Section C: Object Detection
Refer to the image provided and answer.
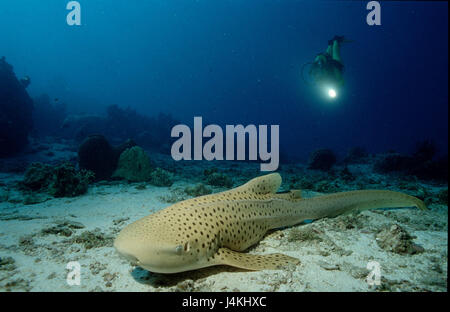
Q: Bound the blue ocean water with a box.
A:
[1,0,447,161]
[0,1,448,293]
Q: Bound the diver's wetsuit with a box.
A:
[309,37,345,87]
[309,53,344,86]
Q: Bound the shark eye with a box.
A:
[175,242,190,255]
[175,245,183,255]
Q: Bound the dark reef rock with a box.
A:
[374,144,448,182]
[105,105,179,153]
[21,162,94,197]
[408,155,448,182]
[437,188,448,205]
[307,149,337,171]
[343,146,369,164]
[412,139,437,162]
[78,135,136,181]
[61,114,107,142]
[78,135,114,181]
[374,153,414,173]
[0,57,34,157]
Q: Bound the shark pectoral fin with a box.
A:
[212,247,300,271]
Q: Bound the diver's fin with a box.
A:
[329,35,352,45]
[211,248,300,271]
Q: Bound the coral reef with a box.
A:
[71,229,113,249]
[287,226,323,243]
[376,224,425,255]
[48,162,94,197]
[184,183,212,197]
[59,105,178,154]
[438,188,448,205]
[61,114,107,142]
[149,168,174,187]
[0,57,34,157]
[374,153,414,173]
[204,171,234,188]
[374,147,448,182]
[0,187,8,202]
[307,149,337,171]
[21,162,94,197]
[0,257,16,272]
[22,162,53,191]
[105,105,178,153]
[343,146,369,164]
[113,146,153,182]
[78,135,136,181]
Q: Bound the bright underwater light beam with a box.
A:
[328,88,337,98]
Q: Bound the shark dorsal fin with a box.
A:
[240,173,282,195]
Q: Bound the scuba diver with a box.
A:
[304,35,349,98]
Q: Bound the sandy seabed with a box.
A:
[0,156,447,292]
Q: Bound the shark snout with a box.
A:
[113,233,143,266]
[115,247,139,265]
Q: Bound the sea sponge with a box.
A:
[205,172,234,188]
[149,168,174,187]
[22,163,53,191]
[184,183,212,197]
[48,162,94,197]
[78,135,116,181]
[308,149,337,171]
[21,162,94,198]
[112,146,153,182]
[0,57,34,157]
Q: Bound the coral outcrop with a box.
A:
[149,168,174,187]
[307,149,337,171]
[112,146,153,182]
[204,171,234,188]
[21,162,94,197]
[374,140,448,182]
[343,146,369,164]
[376,224,424,255]
[78,135,136,181]
[0,57,34,157]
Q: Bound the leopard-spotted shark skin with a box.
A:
[114,173,426,274]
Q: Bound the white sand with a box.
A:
[0,170,447,292]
